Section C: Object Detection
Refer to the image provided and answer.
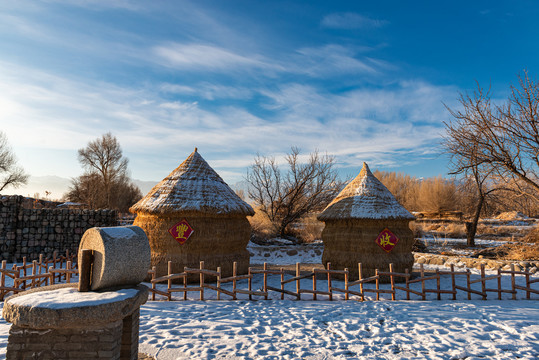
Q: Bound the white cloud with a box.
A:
[153,43,275,72]
[321,12,389,29]
[0,57,455,184]
[160,83,253,101]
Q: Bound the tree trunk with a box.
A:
[466,195,484,247]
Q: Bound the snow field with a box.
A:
[138,300,539,359]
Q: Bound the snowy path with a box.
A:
[139,300,539,359]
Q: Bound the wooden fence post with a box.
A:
[511,264,516,300]
[296,263,301,300]
[199,261,204,301]
[280,267,285,300]
[263,262,268,300]
[451,264,456,301]
[217,267,222,301]
[405,268,410,301]
[344,268,349,301]
[389,263,395,301]
[232,262,237,300]
[151,266,156,301]
[327,262,332,301]
[358,263,364,301]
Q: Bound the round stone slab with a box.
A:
[79,226,151,291]
[2,283,148,329]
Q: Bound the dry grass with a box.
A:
[248,209,277,241]
[289,215,324,243]
[411,222,466,238]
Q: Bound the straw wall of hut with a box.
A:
[318,163,415,282]
[130,149,254,281]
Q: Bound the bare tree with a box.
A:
[0,132,29,192]
[67,133,142,211]
[77,133,129,208]
[246,147,343,240]
[445,72,539,200]
[441,73,539,245]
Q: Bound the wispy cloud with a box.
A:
[321,12,389,29]
[153,43,277,72]
[160,83,253,101]
[0,59,454,182]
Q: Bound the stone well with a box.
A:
[2,225,151,360]
[3,283,148,360]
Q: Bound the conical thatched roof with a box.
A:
[130,149,254,216]
[318,162,414,221]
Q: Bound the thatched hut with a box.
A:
[130,149,254,280]
[317,162,415,281]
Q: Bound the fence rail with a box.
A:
[0,250,77,300]
[149,261,538,302]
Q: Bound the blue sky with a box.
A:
[1,0,538,192]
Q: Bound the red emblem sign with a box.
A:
[168,219,194,245]
[375,228,399,253]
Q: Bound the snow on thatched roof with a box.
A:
[318,162,415,221]
[130,149,254,216]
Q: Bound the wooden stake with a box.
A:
[436,269,441,300]
[497,268,502,300]
[233,262,237,300]
[247,267,251,301]
[405,268,410,301]
[66,261,72,283]
[313,267,318,301]
[263,263,268,300]
[420,264,425,300]
[327,262,332,301]
[296,263,301,300]
[359,263,364,302]
[526,269,531,300]
[466,269,471,300]
[511,264,516,300]
[151,266,156,301]
[389,264,395,301]
[199,261,204,301]
[344,268,349,301]
[280,267,284,300]
[375,269,380,301]
[217,267,222,301]
[451,264,456,301]
[480,264,486,300]
[183,266,187,301]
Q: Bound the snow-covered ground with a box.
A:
[0,244,538,359]
[138,300,539,360]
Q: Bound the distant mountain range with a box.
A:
[1,175,158,201]
[1,175,249,202]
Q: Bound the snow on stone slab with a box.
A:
[6,287,139,309]
[101,226,138,240]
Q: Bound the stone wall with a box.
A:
[6,321,123,360]
[0,195,117,262]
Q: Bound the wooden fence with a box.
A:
[149,261,539,301]
[0,254,537,302]
[0,250,78,300]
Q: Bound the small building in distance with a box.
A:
[317,162,415,281]
[130,149,254,280]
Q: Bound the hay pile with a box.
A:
[130,149,254,280]
[318,163,415,281]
